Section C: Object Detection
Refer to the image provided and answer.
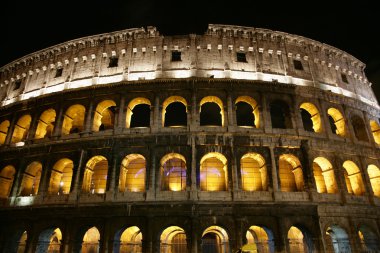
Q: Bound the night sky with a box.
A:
[1,0,379,100]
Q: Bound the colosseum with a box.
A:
[0,24,379,253]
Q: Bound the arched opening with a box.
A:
[300,103,322,133]
[35,228,62,253]
[160,153,187,191]
[126,98,151,128]
[160,226,187,253]
[47,158,73,195]
[11,115,32,143]
[0,165,16,198]
[279,154,304,192]
[367,164,380,197]
[287,226,308,253]
[82,156,108,194]
[327,108,346,137]
[235,96,260,128]
[240,153,268,191]
[200,96,224,126]
[0,120,10,144]
[35,109,56,139]
[117,226,142,253]
[62,104,86,135]
[119,154,146,192]
[246,225,274,253]
[313,157,338,194]
[370,120,380,144]
[358,225,380,252]
[325,225,351,253]
[19,161,42,196]
[269,100,292,129]
[162,96,187,127]
[17,231,28,253]
[351,115,369,142]
[82,227,100,253]
[93,100,116,132]
[201,226,229,253]
[200,152,228,191]
[343,161,365,196]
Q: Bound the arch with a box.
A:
[327,108,346,137]
[19,161,42,196]
[279,154,304,192]
[62,104,86,135]
[200,152,228,191]
[17,231,28,253]
[235,96,260,128]
[0,120,10,144]
[160,226,187,253]
[82,156,108,194]
[117,226,142,253]
[300,102,322,133]
[201,226,229,253]
[35,228,62,253]
[370,120,380,144]
[82,227,100,253]
[351,114,369,142]
[162,96,188,127]
[160,153,187,191]
[325,225,351,253]
[200,96,224,126]
[240,153,268,191]
[358,224,380,252]
[367,164,380,197]
[35,109,56,139]
[119,154,146,192]
[313,157,338,194]
[246,225,274,253]
[287,226,307,253]
[126,97,151,128]
[269,100,292,129]
[47,158,74,195]
[343,160,365,196]
[93,100,117,132]
[0,165,16,198]
[11,115,32,143]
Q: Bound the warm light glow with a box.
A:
[327,108,346,137]
[93,100,116,131]
[235,96,260,128]
[48,158,73,195]
[313,157,338,194]
[246,226,270,253]
[0,165,16,198]
[119,154,146,192]
[370,120,380,144]
[368,164,380,197]
[200,96,224,126]
[300,102,322,133]
[11,115,31,143]
[160,226,187,253]
[343,160,365,196]
[83,156,108,194]
[288,226,305,253]
[279,154,304,192]
[120,226,142,253]
[0,120,10,145]
[82,227,100,253]
[17,231,27,253]
[19,161,42,196]
[47,228,62,253]
[200,152,227,191]
[62,104,86,135]
[240,153,267,191]
[35,109,56,139]
[160,153,187,191]
[126,97,151,128]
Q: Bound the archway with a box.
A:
[367,164,380,197]
[17,231,28,253]
[327,108,346,137]
[11,115,32,143]
[300,103,322,133]
[270,100,292,129]
[126,97,151,128]
[0,165,16,198]
[200,96,224,126]
[160,153,187,191]
[35,109,56,139]
[162,96,187,127]
[160,226,187,253]
[235,96,260,128]
[246,225,274,253]
[351,115,369,142]
[19,161,42,196]
[370,120,380,144]
[325,225,351,253]
[313,157,338,194]
[82,156,108,194]
[119,154,146,192]
[201,226,229,253]
[343,161,365,196]
[62,104,86,135]
[200,152,228,191]
[92,100,116,131]
[279,154,304,192]
[240,153,268,191]
[35,228,62,253]
[81,227,100,253]
[47,158,73,195]
[358,225,380,252]
[115,226,142,253]
[0,120,10,144]
[287,226,308,253]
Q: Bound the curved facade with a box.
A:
[0,24,379,253]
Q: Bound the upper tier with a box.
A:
[0,24,378,108]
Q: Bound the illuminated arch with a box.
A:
[279,154,304,192]
[17,231,28,253]
[82,227,100,253]
[19,161,42,196]
[0,165,16,198]
[235,96,260,128]
[326,225,351,253]
[35,109,56,139]
[200,152,228,191]
[160,226,187,253]
[201,226,229,253]
[370,120,380,144]
[327,108,346,137]
[47,158,73,195]
[246,225,274,253]
[62,104,86,135]
[240,153,268,191]
[343,161,365,196]
[118,226,142,253]
[126,97,151,128]
[35,228,62,253]
[358,225,380,252]
[93,100,116,132]
[313,157,338,194]
[119,154,146,192]
[82,156,108,194]
[300,102,322,133]
[0,120,10,144]
[200,96,224,126]
[11,115,32,143]
[162,96,188,127]
[287,226,307,253]
[160,153,187,191]
[367,164,380,197]
[351,114,369,142]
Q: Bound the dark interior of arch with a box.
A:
[328,115,338,134]
[200,102,222,126]
[236,101,255,127]
[300,108,314,132]
[130,104,150,128]
[351,115,369,142]
[201,233,221,253]
[270,100,292,129]
[100,106,116,131]
[164,102,187,127]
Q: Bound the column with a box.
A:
[106,155,119,201]
[83,100,94,134]
[269,145,279,193]
[69,149,87,201]
[226,92,235,129]
[25,110,40,142]
[4,115,17,145]
[115,95,125,133]
[52,105,64,138]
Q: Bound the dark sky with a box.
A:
[1,0,379,100]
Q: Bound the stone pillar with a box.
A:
[189,89,198,131]
[69,149,87,201]
[151,94,160,132]
[190,136,198,199]
[115,95,125,133]
[83,100,94,134]
[106,155,119,201]
[357,155,374,204]
[191,217,199,253]
[226,92,235,129]
[269,146,279,193]
[146,146,156,200]
[25,110,40,142]
[36,159,52,200]
[4,115,17,145]
[234,218,244,250]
